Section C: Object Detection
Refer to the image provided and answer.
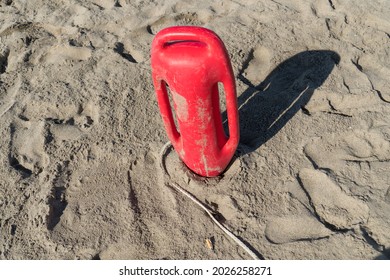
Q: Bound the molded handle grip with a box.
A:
[154,81,181,149]
[222,74,240,155]
[152,26,225,55]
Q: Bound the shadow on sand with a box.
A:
[375,248,390,260]
[223,50,340,154]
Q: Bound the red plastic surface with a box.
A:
[151,26,239,177]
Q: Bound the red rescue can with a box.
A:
[151,26,239,177]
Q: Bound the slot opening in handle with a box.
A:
[218,82,229,137]
[163,40,207,48]
[161,80,181,136]
[219,77,239,154]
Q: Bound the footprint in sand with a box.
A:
[305,127,390,166]
[47,101,99,141]
[265,214,332,244]
[10,119,49,176]
[49,153,136,255]
[304,126,390,192]
[241,45,272,86]
[41,45,92,64]
[304,126,390,248]
[298,168,369,230]
[303,59,383,116]
[357,54,390,102]
[73,102,99,131]
[97,151,186,259]
[49,123,85,142]
[303,88,381,115]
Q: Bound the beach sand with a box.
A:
[0,0,389,259]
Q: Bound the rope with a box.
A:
[159,141,261,260]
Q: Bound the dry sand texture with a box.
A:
[0,0,389,259]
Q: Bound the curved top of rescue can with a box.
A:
[152,26,229,59]
[151,26,234,85]
[152,26,228,54]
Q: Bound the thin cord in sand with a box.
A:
[159,141,261,260]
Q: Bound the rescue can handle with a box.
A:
[221,72,240,157]
[154,80,182,150]
[152,26,224,53]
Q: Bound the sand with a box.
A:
[0,0,389,260]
